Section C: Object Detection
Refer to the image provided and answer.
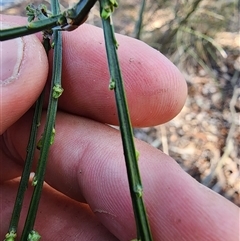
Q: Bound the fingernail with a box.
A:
[0,24,24,86]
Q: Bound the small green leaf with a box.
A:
[36,136,43,150]
[38,4,48,16]
[4,231,17,241]
[37,128,55,150]
[134,184,143,198]
[50,128,56,145]
[109,78,116,90]
[27,16,35,22]
[52,84,64,98]
[114,37,119,49]
[26,4,36,22]
[26,4,35,14]
[100,0,118,19]
[101,8,111,19]
[64,8,77,20]
[32,175,38,186]
[109,0,118,7]
[27,230,41,241]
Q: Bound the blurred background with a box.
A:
[2,0,239,206]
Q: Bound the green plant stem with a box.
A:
[4,15,53,241]
[20,31,62,241]
[100,1,153,240]
[20,1,63,239]
[134,0,146,39]
[0,15,61,41]
[4,90,45,240]
[0,0,97,41]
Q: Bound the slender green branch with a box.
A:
[99,1,153,240]
[134,0,146,39]
[0,0,97,41]
[20,29,63,240]
[4,8,54,241]
[4,90,45,241]
[0,15,61,41]
[20,0,63,239]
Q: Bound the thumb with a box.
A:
[0,21,48,134]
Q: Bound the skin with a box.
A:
[0,15,239,241]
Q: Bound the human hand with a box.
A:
[0,15,239,241]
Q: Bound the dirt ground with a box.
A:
[2,0,240,206]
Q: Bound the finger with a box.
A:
[2,15,187,127]
[58,24,187,126]
[5,111,239,241]
[0,20,48,134]
[0,180,118,240]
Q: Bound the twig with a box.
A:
[160,0,203,47]
[100,0,153,240]
[20,0,63,239]
[0,0,97,41]
[160,125,169,155]
[134,0,146,39]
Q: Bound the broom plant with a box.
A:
[1,0,153,240]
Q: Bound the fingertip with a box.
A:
[117,38,188,125]
[59,24,187,126]
[0,19,48,134]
